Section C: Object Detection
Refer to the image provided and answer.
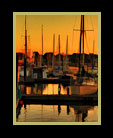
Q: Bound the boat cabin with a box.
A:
[32,66,48,79]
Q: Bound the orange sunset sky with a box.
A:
[16,15,98,55]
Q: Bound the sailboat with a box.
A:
[63,35,73,75]
[59,35,74,80]
[88,40,98,78]
[71,15,98,95]
[48,34,63,77]
[19,15,32,81]
[32,24,48,79]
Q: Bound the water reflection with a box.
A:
[17,65,98,122]
[70,106,94,122]
[58,104,61,115]
[16,104,98,122]
[20,84,72,95]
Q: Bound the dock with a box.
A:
[19,78,73,85]
[22,93,98,105]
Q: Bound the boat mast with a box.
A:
[24,15,27,81]
[58,34,61,66]
[25,15,27,59]
[79,15,82,73]
[92,40,95,69]
[65,35,68,68]
[82,15,85,67]
[73,15,94,73]
[52,34,55,69]
[40,24,43,66]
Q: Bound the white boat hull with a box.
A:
[71,84,98,95]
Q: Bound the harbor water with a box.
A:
[17,104,98,122]
[17,83,98,122]
[16,66,98,122]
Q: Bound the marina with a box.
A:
[16,14,99,123]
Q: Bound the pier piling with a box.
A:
[67,87,69,95]
[58,84,61,95]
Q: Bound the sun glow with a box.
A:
[16,15,98,55]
